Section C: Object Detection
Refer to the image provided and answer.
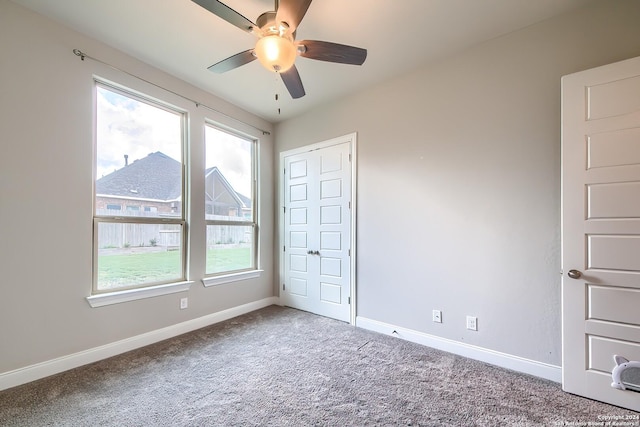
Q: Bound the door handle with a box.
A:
[568,269,582,279]
[307,250,320,256]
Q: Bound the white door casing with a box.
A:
[279,134,356,323]
[562,56,640,411]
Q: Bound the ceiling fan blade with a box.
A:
[297,40,367,65]
[275,0,313,34]
[280,65,306,99]
[208,49,256,73]
[191,0,256,34]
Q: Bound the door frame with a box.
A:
[278,132,358,324]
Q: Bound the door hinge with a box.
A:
[349,154,352,162]
[284,167,286,174]
[283,245,286,252]
[348,296,351,304]
[283,283,286,291]
[348,249,351,256]
[348,201,351,209]
[283,206,286,213]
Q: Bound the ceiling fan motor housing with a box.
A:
[256,11,276,32]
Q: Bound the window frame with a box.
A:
[204,122,259,279]
[91,80,188,295]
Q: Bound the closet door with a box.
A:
[282,140,352,322]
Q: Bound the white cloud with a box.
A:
[205,126,252,197]
[96,87,182,178]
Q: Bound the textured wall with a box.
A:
[275,0,640,365]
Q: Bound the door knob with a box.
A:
[568,269,582,279]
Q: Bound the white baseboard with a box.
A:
[0,297,279,391]
[356,316,562,383]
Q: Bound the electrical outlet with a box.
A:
[466,316,477,331]
[180,297,188,310]
[432,310,442,323]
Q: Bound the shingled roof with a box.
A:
[205,166,251,208]
[96,152,182,201]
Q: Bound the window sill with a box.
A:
[202,270,263,287]
[86,281,194,308]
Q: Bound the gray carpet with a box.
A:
[0,306,636,426]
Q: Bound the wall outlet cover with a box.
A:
[466,316,477,331]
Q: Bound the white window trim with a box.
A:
[202,270,263,287]
[86,281,194,308]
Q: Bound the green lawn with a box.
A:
[98,250,181,290]
[97,246,252,290]
[206,246,252,275]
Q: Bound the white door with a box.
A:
[281,138,353,322]
[562,55,640,411]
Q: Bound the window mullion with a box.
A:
[95,217,184,225]
[206,220,255,227]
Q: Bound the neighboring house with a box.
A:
[96,151,248,218]
[96,151,181,215]
[205,166,251,219]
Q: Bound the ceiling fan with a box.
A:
[191,0,367,99]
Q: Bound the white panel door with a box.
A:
[282,141,352,322]
[562,55,640,411]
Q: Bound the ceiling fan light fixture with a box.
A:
[255,35,296,72]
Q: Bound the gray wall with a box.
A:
[275,0,640,366]
[0,1,274,374]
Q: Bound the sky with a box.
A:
[96,86,253,197]
[205,125,252,198]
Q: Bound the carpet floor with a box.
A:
[0,306,637,426]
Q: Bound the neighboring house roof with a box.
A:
[236,192,251,209]
[205,166,250,208]
[96,152,249,207]
[96,151,182,201]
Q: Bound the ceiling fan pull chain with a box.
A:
[274,72,281,115]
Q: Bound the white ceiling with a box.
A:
[12,0,591,122]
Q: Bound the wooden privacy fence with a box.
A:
[205,224,253,247]
[205,213,253,247]
[97,210,251,248]
[97,222,181,249]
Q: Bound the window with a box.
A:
[205,124,257,276]
[93,82,186,294]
